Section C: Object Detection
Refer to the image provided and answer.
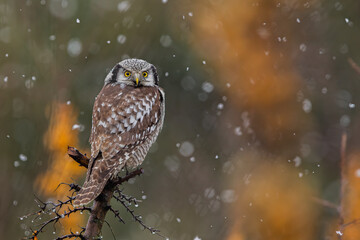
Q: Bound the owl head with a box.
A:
[104,58,159,87]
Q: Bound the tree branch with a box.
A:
[67,146,90,168]
[67,147,145,239]
[24,147,155,240]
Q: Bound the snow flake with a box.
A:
[117,1,131,12]
[217,103,224,110]
[299,43,307,52]
[293,156,302,167]
[179,141,194,157]
[221,190,236,203]
[67,38,82,57]
[117,34,127,44]
[72,124,85,132]
[302,99,312,113]
[19,154,28,161]
[234,127,242,136]
[202,82,214,93]
[160,35,172,47]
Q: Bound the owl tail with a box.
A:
[73,157,114,207]
[73,176,110,207]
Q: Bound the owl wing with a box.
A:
[90,83,163,161]
[73,83,163,207]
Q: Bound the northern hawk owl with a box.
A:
[73,59,165,207]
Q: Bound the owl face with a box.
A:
[105,58,159,87]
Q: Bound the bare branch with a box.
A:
[109,207,125,224]
[67,146,90,168]
[348,58,360,76]
[311,197,340,213]
[338,132,347,239]
[113,189,164,238]
[55,229,86,240]
[30,206,91,239]
[104,220,117,240]
[24,147,160,240]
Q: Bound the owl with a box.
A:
[73,59,165,207]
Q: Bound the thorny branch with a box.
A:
[22,146,161,240]
[113,188,163,237]
[55,230,86,240]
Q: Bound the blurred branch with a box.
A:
[338,132,347,240]
[311,197,340,213]
[348,58,360,75]
[312,133,352,239]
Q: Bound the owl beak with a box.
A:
[134,73,140,86]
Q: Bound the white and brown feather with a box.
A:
[73,64,164,207]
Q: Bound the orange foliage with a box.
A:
[226,153,318,240]
[342,152,360,240]
[34,102,86,232]
[190,0,312,150]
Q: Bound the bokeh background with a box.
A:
[1,0,360,239]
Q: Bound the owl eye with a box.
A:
[124,71,131,77]
[142,72,148,78]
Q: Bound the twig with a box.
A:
[113,189,164,238]
[56,182,81,192]
[338,132,347,240]
[116,189,142,205]
[104,220,117,240]
[30,207,91,239]
[109,207,125,224]
[348,58,360,75]
[110,168,144,187]
[67,146,90,168]
[55,229,86,240]
[341,218,360,228]
[311,197,340,213]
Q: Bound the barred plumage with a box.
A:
[73,59,165,207]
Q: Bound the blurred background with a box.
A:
[1,0,360,239]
